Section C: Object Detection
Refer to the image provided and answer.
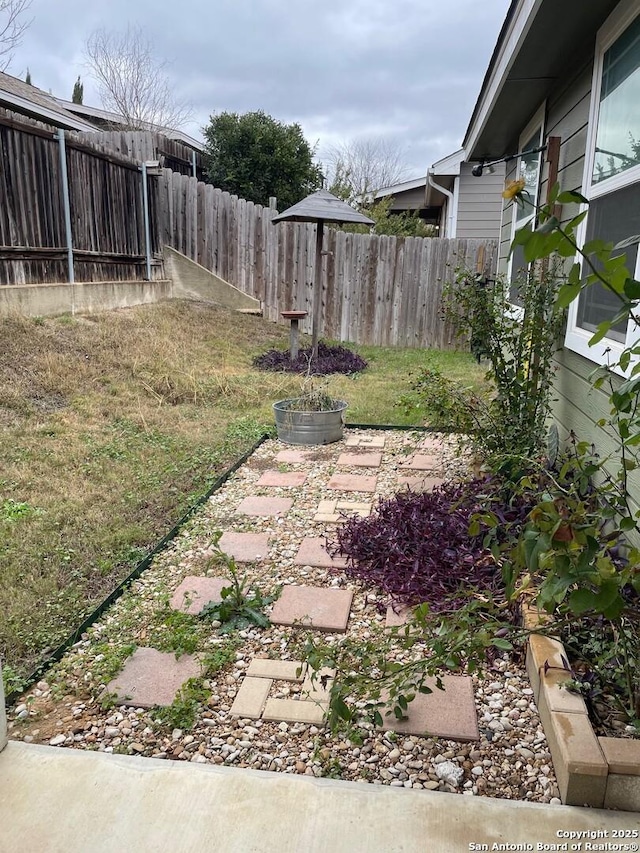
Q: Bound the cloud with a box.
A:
[16,0,509,172]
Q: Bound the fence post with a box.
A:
[141,163,152,281]
[0,661,7,752]
[57,128,75,297]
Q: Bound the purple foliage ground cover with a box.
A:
[334,479,527,612]
[253,342,367,376]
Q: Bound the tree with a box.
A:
[323,137,409,204]
[0,0,32,72]
[84,26,191,130]
[24,66,30,84]
[340,196,436,238]
[71,75,83,104]
[203,111,323,210]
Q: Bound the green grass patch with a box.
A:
[0,300,487,688]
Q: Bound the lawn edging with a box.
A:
[523,606,640,810]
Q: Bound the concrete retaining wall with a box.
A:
[0,280,173,317]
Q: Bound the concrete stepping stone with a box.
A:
[345,435,385,448]
[314,500,371,523]
[418,436,445,451]
[385,604,414,628]
[246,659,307,681]
[257,471,308,487]
[275,450,311,463]
[218,532,270,562]
[300,667,336,703]
[170,576,228,615]
[270,585,353,632]
[262,698,326,725]
[400,454,442,471]
[397,475,445,492]
[379,675,479,741]
[236,496,293,517]
[230,677,272,718]
[326,473,377,493]
[106,648,202,708]
[337,452,382,468]
[294,537,348,569]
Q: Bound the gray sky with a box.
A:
[13,0,510,178]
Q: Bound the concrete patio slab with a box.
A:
[257,471,308,487]
[270,585,353,632]
[236,496,293,517]
[380,675,479,741]
[345,435,386,448]
[313,500,371,523]
[326,473,377,493]
[336,452,382,468]
[170,576,228,615]
[3,742,639,853]
[218,532,270,562]
[106,648,202,709]
[293,537,348,569]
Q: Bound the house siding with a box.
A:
[386,186,426,212]
[456,163,505,240]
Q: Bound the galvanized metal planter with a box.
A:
[273,399,348,445]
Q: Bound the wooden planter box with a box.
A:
[523,606,640,810]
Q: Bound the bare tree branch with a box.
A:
[0,0,32,72]
[85,26,192,131]
[323,137,410,203]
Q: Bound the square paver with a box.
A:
[345,435,386,448]
[170,576,228,615]
[400,454,441,471]
[397,476,444,492]
[385,604,414,628]
[379,675,479,741]
[236,496,293,517]
[257,471,308,487]
[313,500,371,523]
[336,452,382,468]
[326,473,377,493]
[419,436,445,451]
[262,698,326,725]
[218,532,270,562]
[106,648,202,708]
[270,585,354,632]
[275,450,311,463]
[300,667,336,703]
[230,676,272,718]
[294,537,348,569]
[246,659,307,681]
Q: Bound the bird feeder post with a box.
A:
[281,310,308,362]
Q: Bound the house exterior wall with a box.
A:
[456,162,506,240]
[386,186,426,212]
[494,57,640,508]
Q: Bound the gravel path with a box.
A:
[8,430,560,803]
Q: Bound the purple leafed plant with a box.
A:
[253,342,367,376]
[333,479,522,612]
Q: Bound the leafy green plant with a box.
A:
[200,535,275,632]
[152,678,210,731]
[1,499,39,522]
[396,364,486,433]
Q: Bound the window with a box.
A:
[508,108,544,306]
[565,2,640,367]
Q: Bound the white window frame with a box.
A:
[507,103,546,307]
[564,0,640,370]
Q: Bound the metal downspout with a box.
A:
[427,170,455,238]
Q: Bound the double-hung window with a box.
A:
[508,106,545,306]
[565,1,640,367]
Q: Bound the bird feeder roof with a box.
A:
[271,189,375,225]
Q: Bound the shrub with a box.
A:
[253,341,367,376]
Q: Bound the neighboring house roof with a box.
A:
[372,176,428,199]
[463,0,620,161]
[55,99,205,151]
[0,71,97,132]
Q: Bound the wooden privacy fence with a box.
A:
[0,111,164,286]
[159,170,498,349]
